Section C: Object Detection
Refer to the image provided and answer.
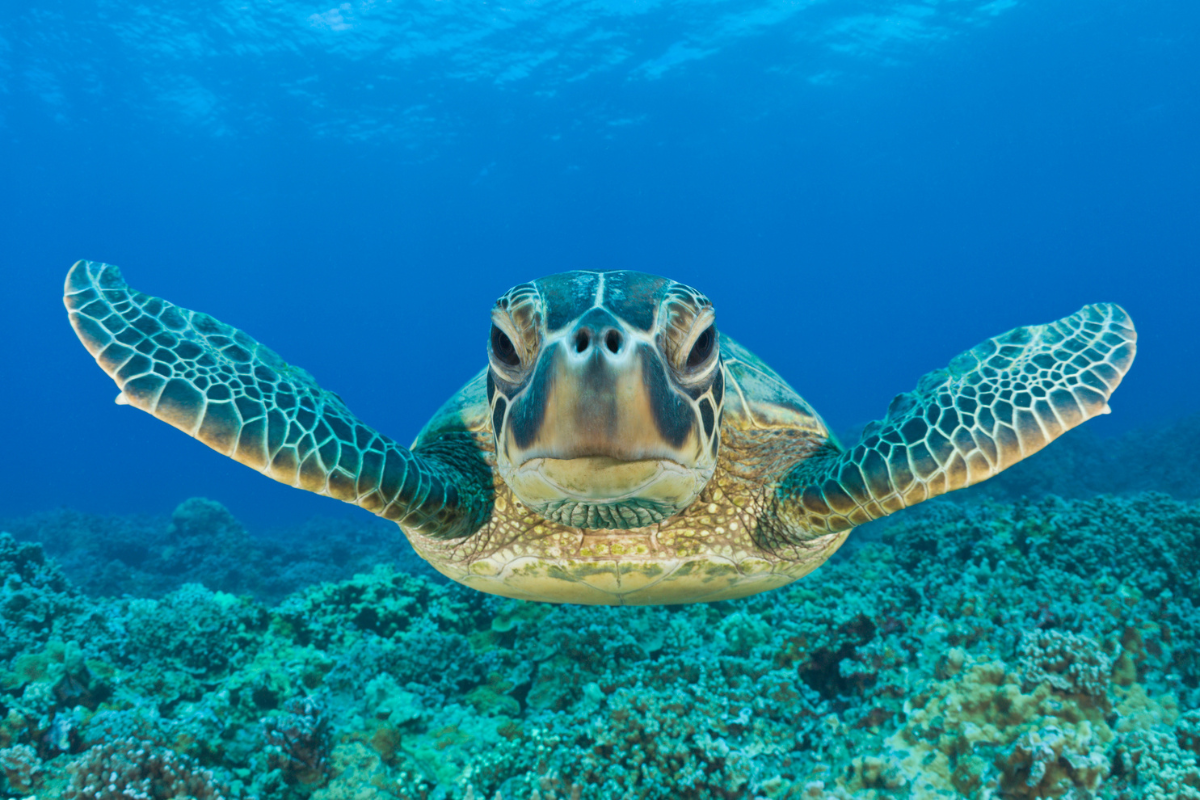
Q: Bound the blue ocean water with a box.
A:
[2,0,1195,530]
[2,4,1200,797]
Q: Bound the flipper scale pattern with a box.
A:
[770,303,1136,545]
[64,260,489,539]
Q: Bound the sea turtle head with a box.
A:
[486,271,724,529]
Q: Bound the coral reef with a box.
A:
[0,745,42,794]
[0,534,86,663]
[885,654,1112,796]
[62,737,231,799]
[2,485,1199,798]
[1,499,437,605]
[1018,630,1113,699]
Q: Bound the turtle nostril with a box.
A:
[604,329,622,354]
[575,331,591,353]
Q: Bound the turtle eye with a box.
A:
[686,325,715,368]
[491,325,521,368]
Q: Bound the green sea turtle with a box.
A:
[64,262,1136,605]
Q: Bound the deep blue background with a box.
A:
[2,0,1196,531]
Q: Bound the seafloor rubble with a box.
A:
[2,417,1200,799]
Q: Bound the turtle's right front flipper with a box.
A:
[64,260,490,539]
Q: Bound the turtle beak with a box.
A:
[504,307,703,467]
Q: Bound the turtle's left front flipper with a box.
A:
[64,260,491,539]
[772,303,1136,542]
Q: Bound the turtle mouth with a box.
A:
[506,456,704,529]
[514,456,694,502]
